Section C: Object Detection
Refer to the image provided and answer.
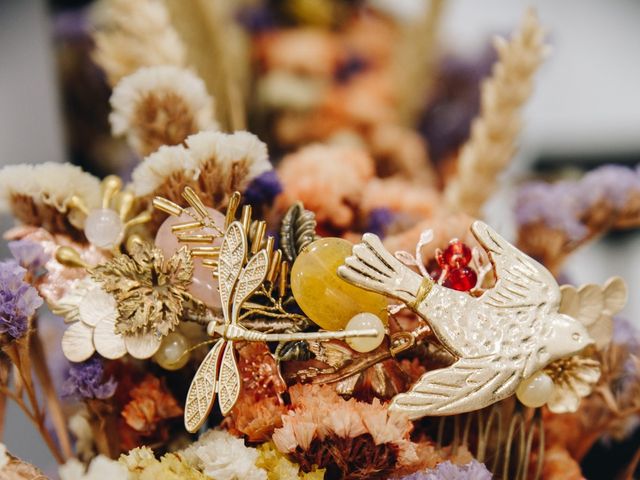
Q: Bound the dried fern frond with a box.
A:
[91,0,186,86]
[444,8,550,216]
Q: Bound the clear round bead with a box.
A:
[84,208,124,248]
[153,332,190,371]
[516,370,554,408]
[345,312,385,353]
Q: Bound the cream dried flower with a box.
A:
[58,277,161,361]
[110,65,218,157]
[92,0,186,86]
[59,455,128,480]
[185,130,271,202]
[544,355,601,414]
[445,8,549,216]
[0,163,101,235]
[180,430,267,480]
[130,130,271,228]
[68,409,96,462]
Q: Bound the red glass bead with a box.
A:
[441,240,473,268]
[443,266,477,291]
[426,258,442,282]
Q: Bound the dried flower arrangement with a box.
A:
[1,2,639,480]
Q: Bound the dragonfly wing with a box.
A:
[218,221,247,323]
[231,249,269,323]
[218,341,242,416]
[184,339,224,433]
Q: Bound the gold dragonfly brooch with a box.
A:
[184,220,380,433]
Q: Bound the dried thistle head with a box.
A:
[90,242,193,336]
[0,163,101,237]
[110,65,218,157]
[91,0,186,86]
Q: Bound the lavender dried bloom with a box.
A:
[397,461,492,480]
[514,165,640,241]
[62,357,117,400]
[243,170,282,207]
[8,239,49,272]
[366,208,395,238]
[0,260,43,340]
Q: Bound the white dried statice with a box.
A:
[180,430,266,480]
[0,163,101,233]
[110,65,218,157]
[59,455,129,480]
[92,0,186,86]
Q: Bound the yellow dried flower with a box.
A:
[91,243,193,336]
[256,442,325,480]
[120,448,207,480]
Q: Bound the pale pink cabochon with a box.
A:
[155,207,225,309]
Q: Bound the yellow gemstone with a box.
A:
[290,238,388,331]
[516,370,554,408]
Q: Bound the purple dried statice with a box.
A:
[366,208,395,238]
[514,181,586,241]
[8,239,49,272]
[515,165,640,241]
[62,357,117,400]
[243,170,282,207]
[0,260,43,340]
[397,460,492,480]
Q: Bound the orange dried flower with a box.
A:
[273,384,418,478]
[541,446,585,480]
[276,145,375,230]
[121,374,182,434]
[226,396,286,443]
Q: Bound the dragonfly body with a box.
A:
[184,220,383,433]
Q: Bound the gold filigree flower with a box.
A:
[91,243,193,337]
[544,355,601,414]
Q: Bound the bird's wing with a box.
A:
[337,233,423,305]
[471,221,561,312]
[389,357,520,419]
